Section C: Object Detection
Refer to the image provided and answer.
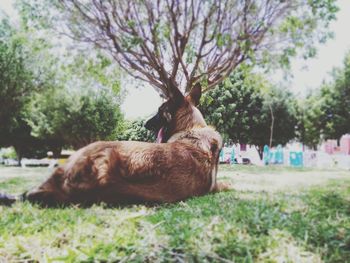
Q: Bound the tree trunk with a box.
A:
[256,146,263,160]
[269,104,274,148]
[52,147,62,159]
[13,146,22,167]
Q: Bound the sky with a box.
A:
[279,0,350,96]
[1,0,350,119]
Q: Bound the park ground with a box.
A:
[0,165,349,262]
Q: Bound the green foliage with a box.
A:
[58,52,121,96]
[26,88,123,150]
[201,67,297,151]
[117,119,155,142]
[320,53,350,139]
[0,20,33,140]
[0,147,17,160]
[0,15,48,160]
[263,87,298,146]
[15,0,122,96]
[0,9,124,157]
[297,96,323,149]
[298,51,350,146]
[201,68,264,143]
[266,0,339,70]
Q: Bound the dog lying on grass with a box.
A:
[0,84,228,207]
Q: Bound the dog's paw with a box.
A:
[213,181,233,192]
[0,193,17,206]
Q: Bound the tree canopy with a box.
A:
[0,15,39,155]
[0,39,32,140]
[201,66,297,155]
[296,51,350,148]
[0,13,124,160]
[26,88,123,152]
[36,0,339,96]
[117,119,155,142]
[321,53,350,139]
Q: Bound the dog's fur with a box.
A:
[1,85,225,207]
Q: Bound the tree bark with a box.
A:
[13,146,22,167]
[256,145,263,160]
[269,104,274,148]
[52,147,62,159]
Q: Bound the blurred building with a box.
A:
[340,134,350,155]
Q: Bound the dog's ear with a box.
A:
[168,86,184,106]
[187,83,202,106]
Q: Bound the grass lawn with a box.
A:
[0,165,349,262]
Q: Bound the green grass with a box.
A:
[0,165,349,262]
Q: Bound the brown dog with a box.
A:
[1,85,225,206]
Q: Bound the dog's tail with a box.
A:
[0,192,24,206]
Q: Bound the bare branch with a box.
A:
[59,0,297,95]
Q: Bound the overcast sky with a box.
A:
[280,0,350,95]
[1,0,350,119]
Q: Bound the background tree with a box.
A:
[297,51,350,148]
[117,119,155,142]
[296,94,324,149]
[0,19,32,136]
[262,86,298,149]
[26,88,123,153]
[320,53,350,139]
[0,12,124,161]
[201,67,265,143]
[0,15,46,163]
[33,0,338,96]
[201,66,297,158]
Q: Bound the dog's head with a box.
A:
[145,84,205,143]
